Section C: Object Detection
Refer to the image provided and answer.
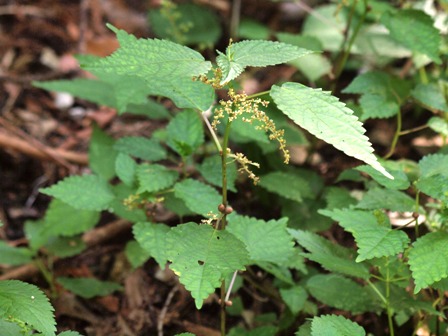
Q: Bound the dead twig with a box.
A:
[157,285,179,336]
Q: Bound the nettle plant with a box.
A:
[2,1,448,335]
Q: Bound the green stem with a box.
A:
[34,257,56,297]
[414,191,420,238]
[247,90,270,99]
[419,66,429,84]
[384,109,402,159]
[385,263,395,336]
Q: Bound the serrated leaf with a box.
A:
[0,280,56,336]
[0,241,34,266]
[227,215,294,264]
[416,174,448,202]
[279,286,307,314]
[198,155,238,192]
[174,179,221,216]
[163,193,195,217]
[125,240,151,269]
[57,277,122,299]
[271,82,393,179]
[40,175,114,211]
[217,40,312,84]
[356,188,416,212]
[115,153,137,186]
[408,231,448,293]
[356,164,410,190]
[307,274,379,314]
[418,153,448,178]
[311,314,365,336]
[113,136,166,161]
[412,83,448,113]
[89,124,117,180]
[289,229,370,279]
[165,223,249,308]
[43,199,100,236]
[320,209,410,262]
[166,109,204,157]
[85,24,212,83]
[0,320,23,336]
[132,222,170,267]
[258,171,311,202]
[324,187,357,210]
[108,184,147,222]
[136,163,179,194]
[428,116,448,136]
[382,9,441,63]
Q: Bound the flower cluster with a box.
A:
[228,151,261,184]
[195,67,223,89]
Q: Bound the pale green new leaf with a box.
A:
[57,277,122,299]
[356,188,416,212]
[89,124,117,180]
[136,163,179,194]
[258,171,312,202]
[311,314,365,336]
[307,274,379,314]
[0,241,34,266]
[166,109,204,157]
[198,155,238,192]
[165,223,249,308]
[226,215,294,264]
[271,82,393,179]
[408,232,448,293]
[40,175,114,211]
[133,222,170,267]
[113,136,166,161]
[0,280,56,336]
[85,24,212,82]
[382,9,441,63]
[289,229,369,279]
[320,209,409,262]
[279,286,307,314]
[217,40,313,84]
[174,179,221,216]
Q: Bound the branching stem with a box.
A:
[384,109,402,159]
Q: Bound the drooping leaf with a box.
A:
[89,124,117,180]
[408,232,448,293]
[0,241,34,266]
[165,223,249,308]
[311,314,366,336]
[381,9,441,63]
[40,175,114,211]
[0,280,56,336]
[125,240,152,269]
[307,274,379,314]
[57,277,122,299]
[289,229,370,279]
[271,82,393,179]
[132,222,170,267]
[279,286,308,315]
[113,136,167,161]
[84,24,212,83]
[356,188,416,212]
[43,199,100,236]
[320,209,410,262]
[166,109,204,157]
[198,155,238,192]
[217,40,313,84]
[174,179,221,216]
[227,215,294,264]
[136,163,179,194]
[356,163,410,190]
[115,153,137,187]
[258,171,311,202]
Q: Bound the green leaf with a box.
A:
[227,215,294,264]
[320,209,410,262]
[198,155,238,192]
[324,187,357,210]
[416,175,448,202]
[113,136,167,161]
[258,171,311,202]
[0,241,33,266]
[46,236,86,258]
[311,314,365,336]
[132,222,170,267]
[356,188,416,212]
[428,116,448,136]
[174,179,221,216]
[238,18,270,40]
[43,199,99,236]
[115,153,137,186]
[108,184,147,222]
[0,280,56,336]
[57,277,122,299]
[227,326,278,336]
[165,223,249,308]
[271,82,393,179]
[217,40,312,84]
[411,83,448,113]
[289,229,370,279]
[40,175,114,211]
[382,9,441,63]
[89,124,117,180]
[166,109,204,157]
[307,274,379,314]
[418,153,448,178]
[126,98,170,119]
[279,286,307,315]
[125,240,151,269]
[136,163,179,194]
[356,163,410,190]
[85,24,212,83]
[58,332,84,336]
[408,232,448,293]
[0,320,23,336]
